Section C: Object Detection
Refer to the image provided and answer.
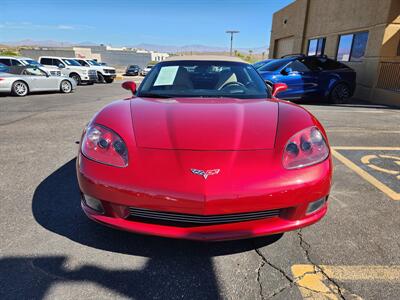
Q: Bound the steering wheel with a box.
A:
[220,81,246,91]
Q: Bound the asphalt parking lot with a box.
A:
[1,80,399,300]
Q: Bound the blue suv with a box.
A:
[254,55,356,103]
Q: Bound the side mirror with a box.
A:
[282,67,293,75]
[272,83,288,98]
[122,81,137,95]
[58,64,65,68]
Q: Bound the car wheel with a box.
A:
[97,72,105,83]
[330,83,351,104]
[11,81,29,97]
[60,80,72,93]
[70,74,81,85]
[105,77,114,83]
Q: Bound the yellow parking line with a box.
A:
[331,149,400,200]
[292,264,400,299]
[332,146,400,150]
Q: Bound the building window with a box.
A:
[336,31,369,62]
[307,38,325,56]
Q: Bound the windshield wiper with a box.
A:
[139,93,173,98]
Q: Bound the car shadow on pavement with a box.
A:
[22,158,282,299]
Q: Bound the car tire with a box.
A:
[105,77,114,83]
[329,83,351,104]
[60,80,73,94]
[11,81,29,97]
[70,74,81,85]
[97,72,105,83]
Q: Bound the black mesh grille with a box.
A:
[128,207,280,226]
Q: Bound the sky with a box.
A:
[0,0,294,48]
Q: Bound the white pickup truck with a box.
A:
[39,56,97,85]
[0,56,60,76]
[73,58,116,83]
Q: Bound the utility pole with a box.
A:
[226,30,239,56]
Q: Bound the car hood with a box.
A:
[130,97,278,150]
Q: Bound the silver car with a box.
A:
[0,66,76,97]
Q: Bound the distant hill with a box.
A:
[1,39,268,54]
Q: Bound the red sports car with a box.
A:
[77,56,332,241]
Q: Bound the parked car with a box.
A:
[255,55,356,103]
[0,56,60,76]
[0,65,76,96]
[39,56,97,85]
[77,56,332,241]
[73,58,116,83]
[140,64,153,76]
[125,65,141,76]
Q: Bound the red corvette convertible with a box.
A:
[77,56,332,241]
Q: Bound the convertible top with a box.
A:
[165,55,247,63]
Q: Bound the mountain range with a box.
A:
[1,39,268,54]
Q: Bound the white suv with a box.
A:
[0,56,60,76]
[73,58,116,83]
[39,56,97,85]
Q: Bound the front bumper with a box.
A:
[77,151,332,241]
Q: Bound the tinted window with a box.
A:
[258,59,291,72]
[351,32,369,62]
[318,58,349,70]
[308,38,325,56]
[337,34,353,61]
[0,58,11,66]
[11,59,23,66]
[40,58,53,65]
[138,60,269,99]
[287,60,310,72]
[62,59,81,66]
[0,63,9,72]
[337,32,369,62]
[77,60,90,67]
[53,59,64,67]
[300,58,321,71]
[22,67,46,76]
[308,39,318,56]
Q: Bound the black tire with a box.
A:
[97,72,105,83]
[70,73,81,85]
[60,80,72,93]
[105,77,114,83]
[329,83,351,104]
[11,80,29,97]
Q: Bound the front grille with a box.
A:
[107,69,116,74]
[88,69,97,75]
[128,207,280,226]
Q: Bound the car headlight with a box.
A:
[81,124,128,167]
[282,126,329,169]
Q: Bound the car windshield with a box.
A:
[129,65,139,69]
[22,59,42,66]
[88,60,102,66]
[137,60,269,99]
[63,59,82,66]
[258,59,290,72]
[146,65,153,69]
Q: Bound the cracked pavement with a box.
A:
[1,81,400,299]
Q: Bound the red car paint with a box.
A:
[77,91,332,241]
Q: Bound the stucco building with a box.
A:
[269,0,400,106]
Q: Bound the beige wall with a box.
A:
[269,0,400,106]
